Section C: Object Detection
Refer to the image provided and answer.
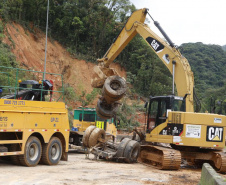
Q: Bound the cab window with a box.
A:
[173,99,185,112]
[160,101,167,117]
[148,100,158,130]
[79,113,96,122]
[150,100,158,118]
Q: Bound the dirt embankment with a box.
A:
[3,22,126,108]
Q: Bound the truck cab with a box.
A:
[70,107,117,146]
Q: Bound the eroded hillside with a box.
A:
[3,22,126,108]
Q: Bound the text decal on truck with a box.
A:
[146,37,164,53]
[206,126,223,142]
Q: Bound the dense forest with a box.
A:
[222,45,226,51]
[0,0,225,115]
[180,43,226,113]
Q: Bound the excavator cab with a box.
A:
[147,95,185,133]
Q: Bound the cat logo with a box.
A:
[151,40,160,50]
[206,126,223,142]
[146,37,164,53]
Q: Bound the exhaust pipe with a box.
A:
[172,60,176,95]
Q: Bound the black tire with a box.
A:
[41,137,62,165]
[103,76,126,103]
[116,138,131,158]
[96,99,118,119]
[19,136,42,167]
[124,140,140,163]
[88,128,106,147]
[9,144,21,165]
[82,126,96,147]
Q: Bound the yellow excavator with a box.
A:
[91,8,226,172]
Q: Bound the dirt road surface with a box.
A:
[0,150,208,185]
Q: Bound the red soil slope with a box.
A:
[3,22,126,107]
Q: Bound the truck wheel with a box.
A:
[42,137,62,165]
[96,99,117,119]
[116,138,131,158]
[103,76,126,104]
[10,144,21,165]
[82,126,96,147]
[88,128,106,147]
[19,136,42,167]
[123,140,140,163]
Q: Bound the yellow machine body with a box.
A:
[146,111,226,149]
[0,99,69,157]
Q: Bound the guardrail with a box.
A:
[199,163,226,185]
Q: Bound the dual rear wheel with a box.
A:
[82,126,106,148]
[11,136,62,167]
[41,137,62,165]
[116,138,140,163]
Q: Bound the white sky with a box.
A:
[130,0,226,46]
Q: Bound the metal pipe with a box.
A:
[44,0,49,80]
[147,12,175,48]
[154,21,175,48]
[172,61,176,95]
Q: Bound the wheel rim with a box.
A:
[110,80,121,90]
[28,143,39,161]
[51,143,60,160]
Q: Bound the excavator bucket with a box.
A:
[91,66,118,88]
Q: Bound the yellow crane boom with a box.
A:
[92,8,194,112]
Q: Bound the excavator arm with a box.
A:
[134,21,194,112]
[93,8,194,118]
[91,8,147,88]
[90,9,226,172]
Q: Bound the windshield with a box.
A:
[173,99,185,112]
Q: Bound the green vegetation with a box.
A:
[0,0,136,60]
[0,0,172,95]
[0,20,19,88]
[180,42,226,114]
[78,89,100,107]
[116,99,140,131]
[64,84,100,107]
[0,0,172,96]
[0,0,225,119]
[222,45,226,51]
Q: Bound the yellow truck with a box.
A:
[69,107,117,146]
[0,66,69,166]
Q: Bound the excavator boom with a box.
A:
[93,8,194,112]
[91,8,226,173]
